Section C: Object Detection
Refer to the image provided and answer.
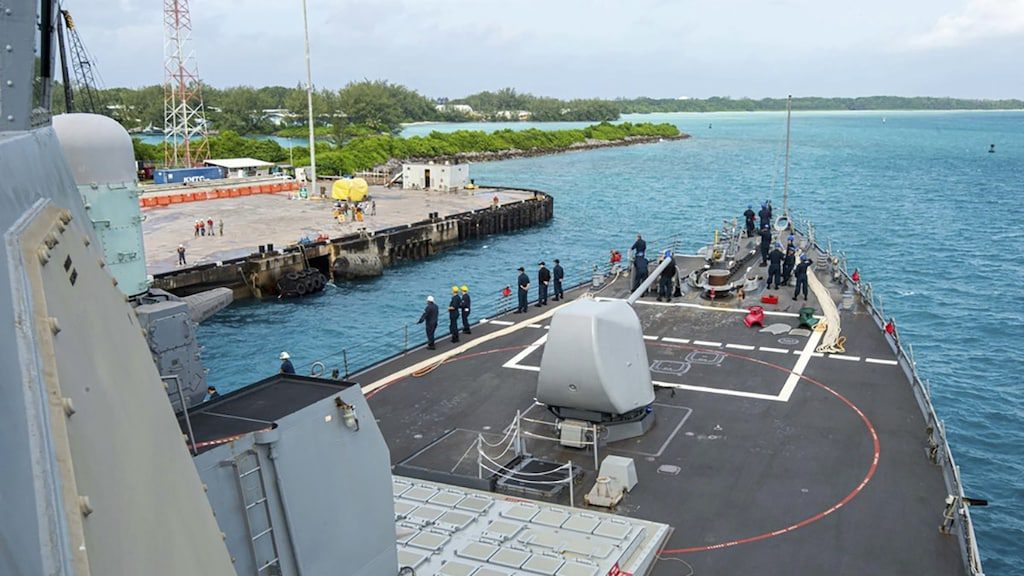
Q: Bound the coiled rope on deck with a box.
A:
[807,268,845,354]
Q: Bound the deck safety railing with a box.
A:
[791,213,985,576]
[475,410,579,507]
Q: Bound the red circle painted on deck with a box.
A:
[366,341,881,555]
[651,342,881,555]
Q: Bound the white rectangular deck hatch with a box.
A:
[408,531,450,552]
[593,520,632,540]
[456,495,494,513]
[491,547,531,568]
[501,503,540,522]
[397,548,429,569]
[430,490,468,507]
[522,554,565,575]
[437,560,478,576]
[458,541,498,562]
[562,514,601,534]
[437,510,475,530]
[556,562,599,576]
[533,508,570,528]
[404,485,440,502]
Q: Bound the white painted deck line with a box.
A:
[594,296,823,318]
[778,329,825,402]
[502,334,547,372]
[693,340,723,347]
[643,335,659,341]
[528,324,544,329]
[488,319,515,326]
[654,380,786,402]
[725,343,756,351]
[661,337,690,344]
[865,358,899,365]
[830,354,861,362]
[760,347,790,354]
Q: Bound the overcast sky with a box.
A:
[72,0,1023,99]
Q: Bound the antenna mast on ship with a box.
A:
[301,0,317,198]
[782,94,792,224]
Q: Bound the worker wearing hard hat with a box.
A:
[279,351,295,374]
[460,285,472,335]
[448,286,462,343]
[417,295,439,349]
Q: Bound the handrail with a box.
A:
[790,213,984,576]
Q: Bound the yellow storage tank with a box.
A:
[349,178,369,202]
[331,179,352,201]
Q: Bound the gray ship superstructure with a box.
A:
[1,2,984,575]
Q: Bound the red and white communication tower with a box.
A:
[163,0,209,167]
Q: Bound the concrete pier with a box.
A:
[147,185,553,298]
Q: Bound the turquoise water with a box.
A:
[198,111,1024,574]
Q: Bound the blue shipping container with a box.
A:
[153,167,224,185]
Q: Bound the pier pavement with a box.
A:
[143,186,534,274]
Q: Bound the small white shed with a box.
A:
[402,162,469,192]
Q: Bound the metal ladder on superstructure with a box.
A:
[232,450,281,574]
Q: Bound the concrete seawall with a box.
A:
[151,187,553,299]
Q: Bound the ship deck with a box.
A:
[356,237,969,575]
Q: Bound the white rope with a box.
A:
[807,267,845,353]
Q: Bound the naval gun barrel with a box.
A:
[626,255,675,305]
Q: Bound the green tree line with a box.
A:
[134,121,680,176]
[57,78,1022,139]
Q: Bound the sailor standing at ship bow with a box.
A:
[448,286,462,343]
[417,296,439,349]
[279,352,295,374]
[552,259,565,301]
[536,262,551,306]
[460,285,472,334]
[515,267,530,313]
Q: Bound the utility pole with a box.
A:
[301,0,317,198]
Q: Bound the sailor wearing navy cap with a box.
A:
[536,262,551,306]
[515,267,530,313]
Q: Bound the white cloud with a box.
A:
[908,0,1024,49]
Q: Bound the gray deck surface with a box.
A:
[358,249,968,575]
